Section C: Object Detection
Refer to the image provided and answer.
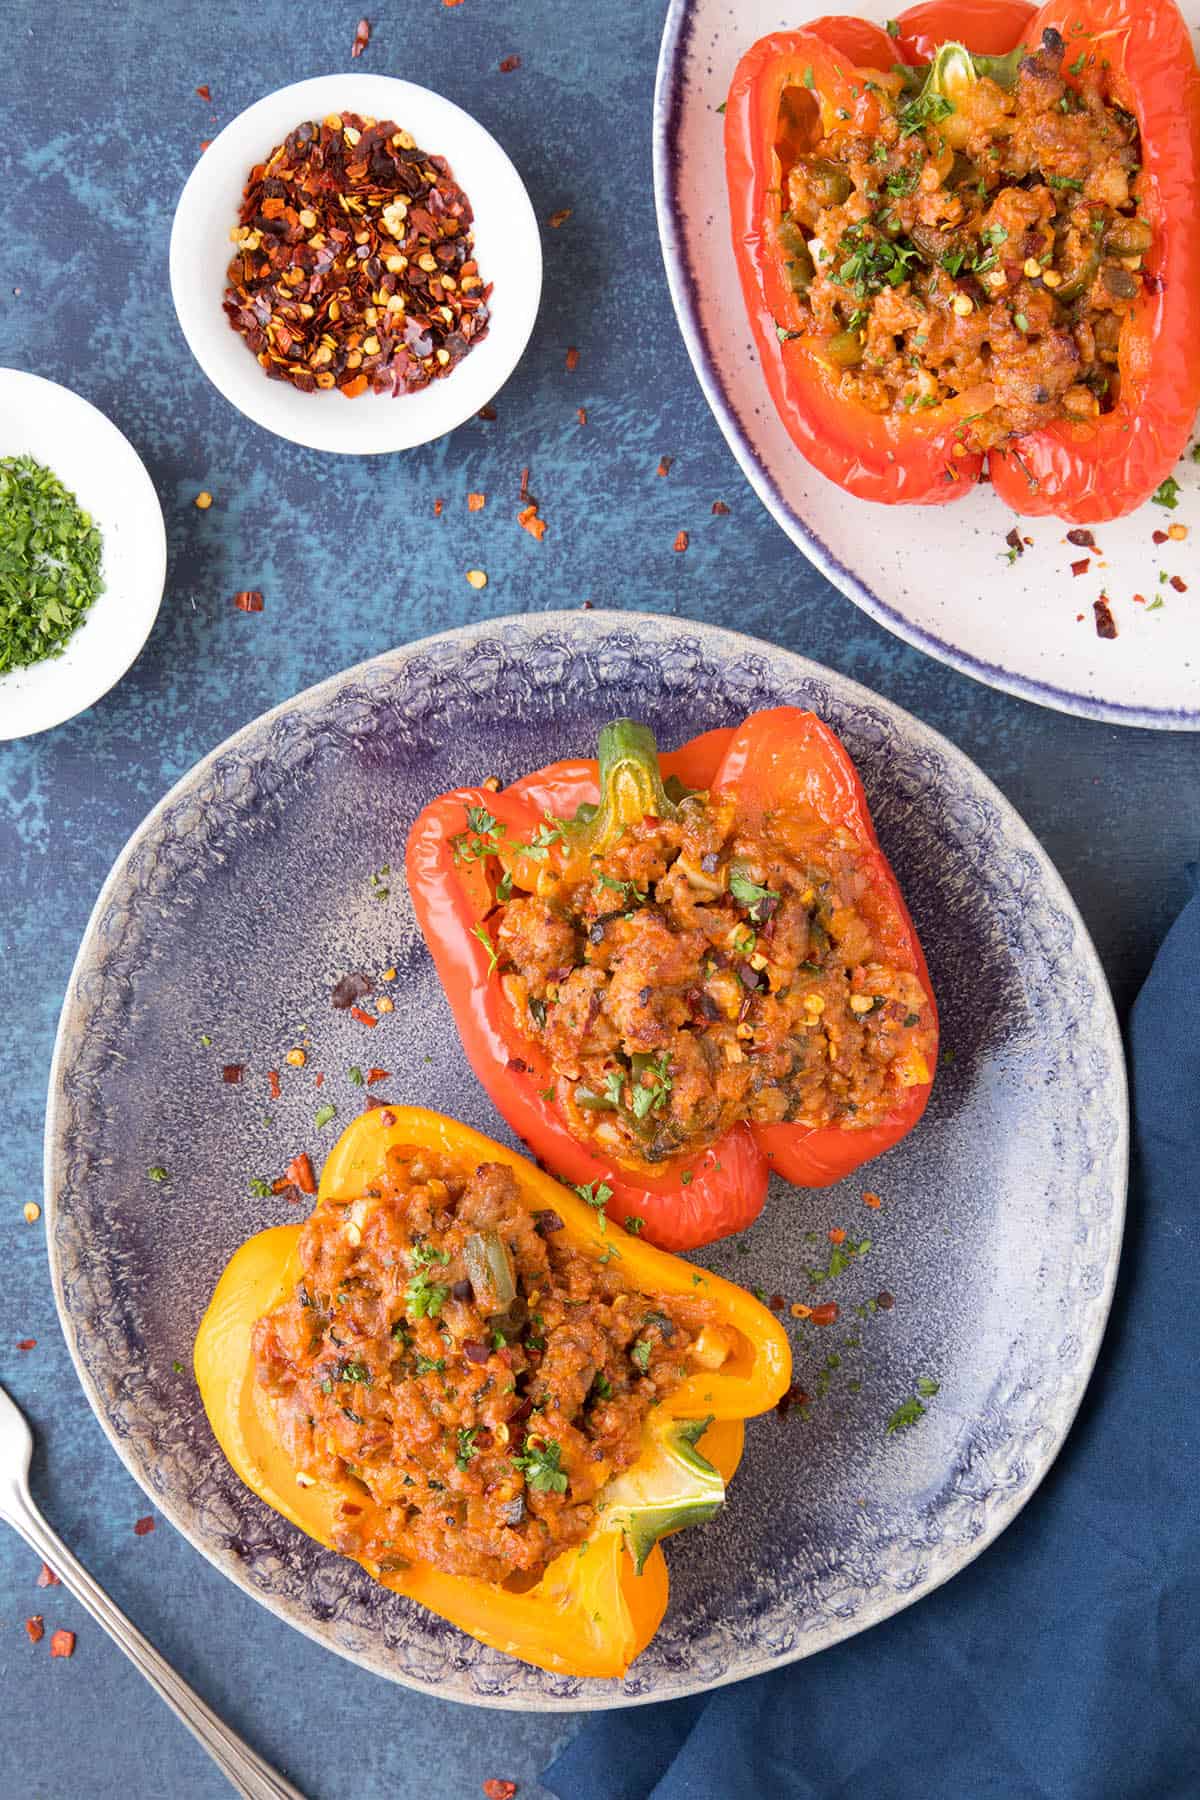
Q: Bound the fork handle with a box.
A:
[4,1488,308,1800]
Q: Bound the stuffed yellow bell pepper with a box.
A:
[195,1107,791,1678]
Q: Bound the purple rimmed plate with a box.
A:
[652,0,1200,728]
[45,611,1125,1708]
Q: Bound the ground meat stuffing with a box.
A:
[252,1150,718,1585]
[492,792,934,1167]
[779,29,1151,452]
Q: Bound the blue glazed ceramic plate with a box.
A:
[652,0,1200,728]
[45,612,1126,1710]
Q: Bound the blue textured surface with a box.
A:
[0,2,1196,1798]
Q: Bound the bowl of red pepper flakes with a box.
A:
[170,75,542,454]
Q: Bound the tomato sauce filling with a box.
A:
[494,791,935,1168]
[252,1150,718,1584]
[779,29,1150,452]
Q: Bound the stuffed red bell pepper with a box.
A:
[724,0,1200,520]
[406,709,937,1251]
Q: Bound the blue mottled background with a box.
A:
[0,2,1197,1796]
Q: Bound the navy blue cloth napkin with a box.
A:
[546,873,1200,1800]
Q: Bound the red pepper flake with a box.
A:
[286,1153,317,1195]
[565,347,579,371]
[576,406,587,425]
[268,1069,281,1100]
[808,1301,840,1327]
[1094,595,1118,639]
[876,1290,895,1310]
[482,1781,517,1800]
[518,466,531,502]
[467,491,486,511]
[673,530,689,552]
[518,503,547,542]
[222,1064,244,1084]
[25,1617,44,1644]
[1170,575,1188,592]
[223,114,489,398]
[1070,558,1091,577]
[37,1563,60,1587]
[477,404,497,420]
[199,141,211,152]
[365,1067,392,1084]
[507,1057,530,1074]
[1004,526,1023,558]
[351,17,370,57]
[349,1004,378,1027]
[768,1293,786,1312]
[1076,612,1085,622]
[378,1109,397,1127]
[774,1382,810,1418]
[433,498,444,516]
[16,1339,36,1352]
[1066,528,1096,549]
[547,208,572,229]
[498,54,521,72]
[314,1070,325,1088]
[133,1516,155,1536]
[1133,593,1147,605]
[1152,529,1169,545]
[862,1191,882,1209]
[657,456,673,477]
[50,1629,75,1659]
[711,500,730,515]
[232,590,263,613]
[443,0,464,7]
[828,1226,846,1243]
[195,84,211,101]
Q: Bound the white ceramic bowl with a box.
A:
[0,370,167,741]
[169,74,543,455]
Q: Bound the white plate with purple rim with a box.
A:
[652,0,1200,728]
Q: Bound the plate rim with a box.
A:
[43,608,1129,1709]
[0,368,168,740]
[651,0,1200,733]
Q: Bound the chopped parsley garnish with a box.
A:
[630,1339,652,1373]
[631,1052,673,1120]
[591,1372,613,1401]
[147,1165,169,1184]
[884,163,921,197]
[410,1241,451,1268]
[0,454,106,673]
[1152,475,1181,510]
[248,1176,273,1198]
[369,865,390,902]
[513,1438,569,1493]
[596,871,648,906]
[681,1170,694,1186]
[729,867,780,919]
[624,1216,645,1234]
[836,225,918,298]
[314,1102,337,1129]
[466,804,499,835]
[456,1425,481,1470]
[1047,174,1084,190]
[885,16,900,34]
[405,1270,450,1320]
[885,1395,927,1433]
[521,817,566,861]
[340,1361,372,1385]
[1014,311,1030,333]
[571,1178,614,1212]
[199,1033,213,1047]
[603,1068,626,1107]
[916,1375,941,1396]
[471,921,499,974]
[452,805,506,866]
[898,89,954,138]
[348,1065,364,1086]
[803,65,814,88]
[941,248,966,277]
[415,1354,445,1375]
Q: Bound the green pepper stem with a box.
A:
[568,719,676,853]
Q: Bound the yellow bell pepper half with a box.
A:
[194,1106,791,1678]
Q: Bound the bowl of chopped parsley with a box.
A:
[0,370,166,740]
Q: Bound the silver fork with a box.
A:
[0,1382,308,1800]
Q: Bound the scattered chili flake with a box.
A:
[466,569,487,589]
[876,1290,895,1310]
[25,1617,43,1644]
[1152,529,1169,545]
[467,492,486,511]
[1133,593,1147,605]
[673,530,689,552]
[332,971,373,1009]
[1093,595,1118,639]
[1170,575,1188,592]
[482,1783,517,1800]
[314,1071,325,1088]
[519,466,531,502]
[133,1516,155,1536]
[377,995,394,1014]
[268,1069,281,1100]
[498,55,521,73]
[712,500,730,515]
[37,1563,60,1587]
[808,1301,840,1326]
[195,84,211,101]
[223,115,490,398]
[194,490,213,509]
[50,1629,75,1659]
[547,208,572,229]
[518,503,547,542]
[1004,527,1023,558]
[222,1064,244,1084]
[433,497,444,516]
[657,456,673,477]
[862,1191,882,1209]
[16,1339,36,1352]
[23,1201,40,1224]
[789,1301,811,1319]
[768,1293,786,1312]
[576,406,587,425]
[365,1067,391,1084]
[1066,528,1096,548]
[349,1004,378,1027]
[477,404,497,420]
[829,1226,846,1244]
[199,141,211,152]
[565,346,579,371]
[231,590,263,613]
[1168,523,1188,542]
[443,0,464,7]
[351,17,370,57]
[286,1153,316,1195]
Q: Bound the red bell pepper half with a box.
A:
[724,0,1200,520]
[406,709,937,1252]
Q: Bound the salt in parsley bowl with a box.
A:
[0,370,166,742]
[169,74,543,455]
